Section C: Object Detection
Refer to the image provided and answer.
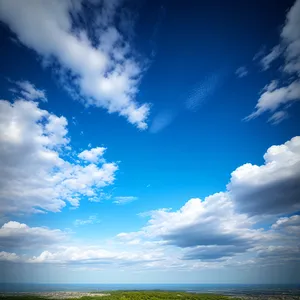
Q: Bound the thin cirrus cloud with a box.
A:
[0,0,150,129]
[0,82,118,214]
[235,66,248,78]
[113,196,138,205]
[245,0,300,123]
[150,69,227,133]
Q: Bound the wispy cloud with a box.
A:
[235,66,248,78]
[113,196,138,205]
[74,215,100,226]
[185,70,226,112]
[245,0,300,123]
[10,80,47,102]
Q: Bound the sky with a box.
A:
[0,0,300,285]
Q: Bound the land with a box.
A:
[0,291,299,300]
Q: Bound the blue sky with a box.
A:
[0,0,300,284]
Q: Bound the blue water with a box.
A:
[0,283,300,294]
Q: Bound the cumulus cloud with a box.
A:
[0,0,150,129]
[0,97,118,214]
[78,147,106,163]
[118,193,260,260]
[115,136,300,265]
[228,136,300,216]
[0,221,67,249]
[10,80,47,102]
[246,0,300,122]
[0,251,21,262]
[235,66,248,78]
[113,196,138,204]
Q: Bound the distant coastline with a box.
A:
[0,283,299,294]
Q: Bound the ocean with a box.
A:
[0,283,299,294]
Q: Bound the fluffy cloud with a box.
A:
[27,246,164,267]
[0,0,150,129]
[228,136,300,215]
[78,147,106,163]
[0,221,66,249]
[0,97,118,214]
[116,136,300,264]
[246,0,300,122]
[118,193,259,260]
[0,251,21,262]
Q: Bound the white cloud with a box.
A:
[74,215,100,226]
[27,246,164,266]
[0,0,150,129]
[117,193,259,260]
[0,251,21,262]
[260,45,282,71]
[115,136,300,264]
[246,0,300,122]
[235,66,248,78]
[228,136,300,215]
[78,147,106,163]
[113,196,138,204]
[244,80,300,121]
[11,80,47,102]
[0,97,118,214]
[0,221,67,249]
[281,0,300,75]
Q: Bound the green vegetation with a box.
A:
[0,292,235,300]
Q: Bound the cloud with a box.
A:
[78,147,106,163]
[27,246,164,266]
[149,110,176,133]
[10,80,47,102]
[113,196,138,204]
[0,221,67,250]
[115,136,300,265]
[235,66,248,78]
[0,96,118,214]
[271,215,300,236]
[0,0,150,129]
[74,215,100,226]
[228,136,300,216]
[118,193,259,260]
[260,45,282,71]
[246,0,300,122]
[0,251,21,262]
[185,72,224,112]
[268,110,289,125]
[244,80,300,121]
